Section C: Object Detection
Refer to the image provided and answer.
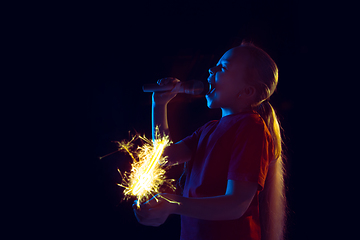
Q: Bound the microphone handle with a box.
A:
[142,80,204,94]
[142,83,183,93]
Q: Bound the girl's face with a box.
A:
[206,47,252,114]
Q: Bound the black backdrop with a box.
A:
[26,0,327,239]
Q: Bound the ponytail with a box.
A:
[257,101,286,240]
[238,41,286,240]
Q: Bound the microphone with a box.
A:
[142,80,204,95]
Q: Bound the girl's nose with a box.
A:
[208,66,216,75]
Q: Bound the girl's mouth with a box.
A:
[206,84,216,95]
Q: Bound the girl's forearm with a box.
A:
[172,195,250,221]
[152,102,169,139]
[152,102,192,166]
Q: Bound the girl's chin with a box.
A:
[206,98,219,109]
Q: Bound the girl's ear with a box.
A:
[244,86,256,98]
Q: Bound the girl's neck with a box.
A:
[221,106,253,117]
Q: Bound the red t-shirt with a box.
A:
[180,110,274,240]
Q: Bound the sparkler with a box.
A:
[100,127,178,208]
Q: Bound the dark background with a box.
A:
[15,0,331,239]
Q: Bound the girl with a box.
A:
[133,42,286,240]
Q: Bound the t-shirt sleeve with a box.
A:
[180,127,201,154]
[227,118,273,190]
[181,120,217,154]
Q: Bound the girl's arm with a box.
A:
[134,180,258,226]
[151,99,171,139]
[151,77,179,139]
[174,180,257,220]
[152,78,192,165]
[152,101,191,165]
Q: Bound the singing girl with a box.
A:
[133,42,286,240]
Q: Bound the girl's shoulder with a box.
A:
[241,112,265,126]
[221,110,264,126]
[221,112,269,138]
[199,119,219,132]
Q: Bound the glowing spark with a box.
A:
[114,127,177,208]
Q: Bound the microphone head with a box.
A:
[184,80,205,95]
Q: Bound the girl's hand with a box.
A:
[152,77,181,105]
[132,193,179,227]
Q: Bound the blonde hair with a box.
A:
[240,42,286,240]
